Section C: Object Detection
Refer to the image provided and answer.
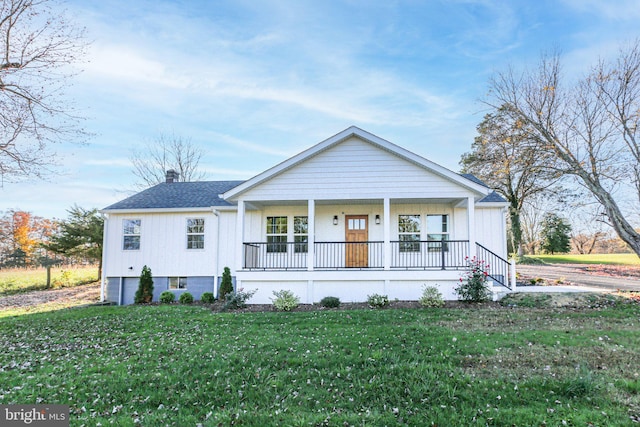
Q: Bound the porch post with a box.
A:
[467,196,477,258]
[236,199,245,272]
[307,199,315,271]
[383,197,391,270]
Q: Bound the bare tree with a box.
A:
[460,105,558,256]
[130,132,208,188]
[0,0,87,181]
[488,41,640,257]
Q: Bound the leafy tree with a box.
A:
[0,0,87,181]
[43,206,104,279]
[540,213,572,254]
[487,41,640,258]
[219,266,233,301]
[0,209,55,266]
[461,105,557,256]
[134,265,154,304]
[130,132,207,189]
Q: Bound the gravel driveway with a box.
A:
[517,264,640,291]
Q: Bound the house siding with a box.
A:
[238,137,476,201]
[103,211,219,278]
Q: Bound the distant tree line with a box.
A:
[0,207,103,275]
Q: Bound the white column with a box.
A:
[383,197,391,270]
[307,199,315,271]
[236,200,245,272]
[467,196,476,258]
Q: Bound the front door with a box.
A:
[345,215,368,267]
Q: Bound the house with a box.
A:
[100,126,514,305]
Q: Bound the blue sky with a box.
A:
[2,0,639,219]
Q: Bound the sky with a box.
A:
[1,0,639,219]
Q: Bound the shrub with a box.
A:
[455,256,492,302]
[179,292,194,304]
[223,288,257,311]
[320,296,341,308]
[200,292,215,304]
[367,293,389,309]
[419,285,444,308]
[271,289,300,311]
[134,265,154,304]
[219,267,234,301]
[159,291,175,304]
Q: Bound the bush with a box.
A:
[159,291,175,304]
[219,267,234,301]
[200,292,215,304]
[320,296,341,308]
[134,265,154,304]
[367,293,389,309]
[271,289,300,311]
[179,292,194,304]
[419,285,444,308]
[455,256,492,302]
[223,288,257,311]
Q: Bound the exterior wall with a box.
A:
[236,270,464,304]
[244,202,458,242]
[103,211,219,278]
[238,137,477,201]
[474,206,508,258]
[106,275,216,305]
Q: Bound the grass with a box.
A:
[1,303,639,425]
[527,253,640,265]
[0,266,99,296]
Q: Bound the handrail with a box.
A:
[476,243,511,289]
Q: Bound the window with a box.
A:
[123,219,141,250]
[266,216,288,253]
[427,214,449,251]
[169,277,187,289]
[186,218,205,249]
[294,216,308,253]
[399,215,421,252]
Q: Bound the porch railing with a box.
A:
[243,240,469,271]
[476,243,511,289]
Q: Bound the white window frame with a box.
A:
[426,214,449,251]
[266,216,288,253]
[186,218,205,250]
[398,214,421,253]
[294,216,308,253]
[122,219,141,251]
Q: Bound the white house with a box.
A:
[100,126,514,305]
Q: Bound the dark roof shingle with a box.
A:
[103,181,245,210]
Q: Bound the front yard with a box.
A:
[1,298,639,426]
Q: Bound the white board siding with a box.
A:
[104,212,219,278]
[238,137,477,201]
[474,206,507,258]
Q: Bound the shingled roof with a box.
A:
[103,181,245,211]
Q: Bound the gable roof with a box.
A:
[102,181,244,212]
[223,126,492,200]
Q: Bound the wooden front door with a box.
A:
[345,215,368,267]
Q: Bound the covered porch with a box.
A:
[233,197,513,291]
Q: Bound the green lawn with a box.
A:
[529,253,640,265]
[0,266,99,296]
[1,303,639,426]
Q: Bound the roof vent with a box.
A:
[165,169,180,183]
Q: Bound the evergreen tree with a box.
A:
[134,265,154,304]
[540,213,572,254]
[219,267,234,301]
[43,206,104,279]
